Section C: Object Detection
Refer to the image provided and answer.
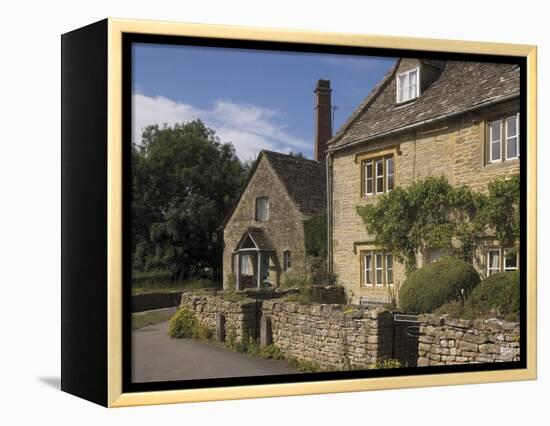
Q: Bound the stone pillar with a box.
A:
[216,313,226,343]
[260,315,272,347]
[257,252,262,288]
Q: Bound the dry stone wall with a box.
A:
[179,293,259,342]
[417,314,520,366]
[261,301,393,370]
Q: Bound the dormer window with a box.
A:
[396,68,419,103]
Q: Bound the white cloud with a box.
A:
[132,94,310,160]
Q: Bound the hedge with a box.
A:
[399,256,481,314]
[465,271,520,320]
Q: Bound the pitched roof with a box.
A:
[223,151,326,228]
[237,227,275,251]
[329,59,520,150]
[262,150,327,216]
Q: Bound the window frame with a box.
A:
[255,196,270,222]
[361,154,395,197]
[487,114,520,164]
[505,113,520,160]
[486,246,519,276]
[386,253,394,286]
[396,67,420,103]
[360,250,394,287]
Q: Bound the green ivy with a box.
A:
[356,175,519,274]
[303,213,328,256]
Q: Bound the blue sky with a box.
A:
[133,43,395,160]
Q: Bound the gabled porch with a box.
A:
[233,227,278,290]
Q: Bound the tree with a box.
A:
[131,120,247,281]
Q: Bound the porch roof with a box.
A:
[235,227,275,252]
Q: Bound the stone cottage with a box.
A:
[326,58,520,305]
[222,150,327,289]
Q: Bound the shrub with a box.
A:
[464,271,520,321]
[226,273,236,289]
[282,271,310,288]
[375,359,402,369]
[195,323,214,341]
[259,344,285,360]
[308,255,338,286]
[434,300,466,318]
[168,308,198,338]
[399,256,480,314]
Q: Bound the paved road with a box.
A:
[132,309,298,383]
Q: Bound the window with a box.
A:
[364,161,374,195]
[283,250,291,272]
[503,248,518,272]
[361,250,394,287]
[396,68,419,103]
[386,157,394,191]
[364,253,373,285]
[488,114,520,163]
[487,249,500,276]
[255,197,269,222]
[375,253,383,285]
[386,254,394,285]
[375,159,384,193]
[505,115,519,160]
[362,155,395,196]
[486,247,519,276]
[240,254,251,276]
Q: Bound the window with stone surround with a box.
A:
[360,250,394,287]
[361,155,394,196]
[486,247,518,276]
[255,196,269,222]
[487,113,520,164]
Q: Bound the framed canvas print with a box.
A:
[61,18,537,407]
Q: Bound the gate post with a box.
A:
[216,313,226,343]
[260,315,272,347]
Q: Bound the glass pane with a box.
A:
[398,74,406,101]
[409,70,417,99]
[386,157,394,190]
[507,137,518,159]
[376,269,383,284]
[506,116,517,137]
[504,249,517,270]
[491,141,501,162]
[386,254,393,269]
[488,251,500,275]
[375,254,383,284]
[490,121,501,142]
[387,269,393,285]
[386,157,394,175]
[367,178,373,194]
[366,162,373,178]
[365,255,372,284]
[376,177,383,193]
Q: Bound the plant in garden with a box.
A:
[465,271,520,321]
[168,308,198,338]
[399,256,481,314]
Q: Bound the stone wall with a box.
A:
[417,314,520,366]
[261,301,393,370]
[180,293,259,342]
[131,291,183,313]
[331,100,520,304]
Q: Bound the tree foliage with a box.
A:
[132,120,247,281]
[356,175,519,274]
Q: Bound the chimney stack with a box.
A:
[314,79,332,162]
